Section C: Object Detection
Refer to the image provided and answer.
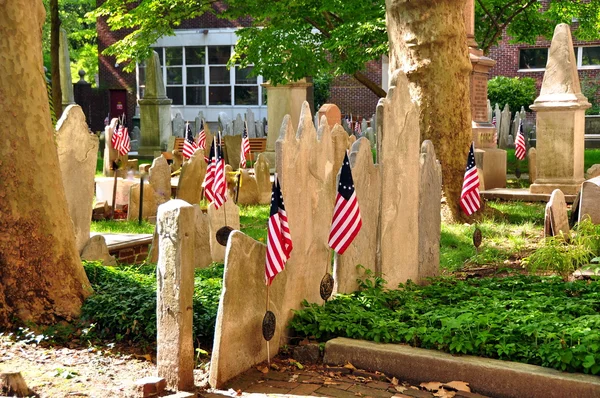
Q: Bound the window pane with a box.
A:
[209,86,231,105]
[519,48,547,69]
[167,67,182,84]
[210,66,230,84]
[209,46,231,64]
[165,47,183,65]
[151,47,163,65]
[186,47,205,65]
[139,65,146,86]
[186,87,206,105]
[187,67,205,84]
[235,86,258,105]
[236,66,257,84]
[167,87,183,105]
[582,47,600,66]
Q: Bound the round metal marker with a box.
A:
[216,226,234,246]
[320,273,334,301]
[262,310,276,341]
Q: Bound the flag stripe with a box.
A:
[460,142,481,216]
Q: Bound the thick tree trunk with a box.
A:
[50,0,62,118]
[386,0,473,221]
[0,1,92,327]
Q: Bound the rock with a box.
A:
[133,376,166,398]
[80,235,117,266]
[92,201,109,221]
[292,344,321,364]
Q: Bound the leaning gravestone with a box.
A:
[149,156,172,205]
[578,177,600,225]
[254,154,271,205]
[246,109,256,138]
[127,182,158,221]
[56,105,98,253]
[544,189,571,239]
[176,152,207,205]
[193,205,212,269]
[172,113,185,138]
[156,200,195,392]
[80,235,117,266]
[207,199,240,262]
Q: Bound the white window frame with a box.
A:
[518,45,600,72]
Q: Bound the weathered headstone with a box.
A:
[207,199,240,262]
[176,151,207,205]
[347,134,357,149]
[528,147,537,183]
[318,104,342,130]
[587,164,600,179]
[365,127,376,149]
[103,118,128,177]
[254,154,271,205]
[194,111,204,134]
[193,205,212,269]
[544,189,571,239]
[172,113,185,138]
[499,104,510,149]
[223,135,242,170]
[149,156,172,205]
[130,126,141,151]
[507,134,514,147]
[511,111,521,141]
[218,112,232,136]
[418,140,441,282]
[127,182,158,221]
[59,28,75,108]
[156,200,195,392]
[56,105,98,253]
[246,109,256,138]
[331,125,350,182]
[334,138,380,294]
[229,169,259,205]
[233,114,244,136]
[361,119,368,134]
[255,120,264,138]
[530,24,590,195]
[577,177,600,225]
[80,235,117,266]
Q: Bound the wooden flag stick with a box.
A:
[266,283,271,366]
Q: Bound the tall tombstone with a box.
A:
[149,155,172,205]
[193,205,212,269]
[233,114,244,135]
[418,140,441,282]
[103,118,128,177]
[246,109,256,138]
[499,104,511,149]
[139,51,173,155]
[334,138,380,294]
[218,112,232,136]
[254,154,271,205]
[172,113,185,138]
[530,24,590,195]
[176,152,207,205]
[194,111,205,133]
[223,135,242,171]
[156,200,195,392]
[378,70,421,285]
[56,105,99,253]
[59,28,75,109]
[317,104,342,130]
[207,200,240,262]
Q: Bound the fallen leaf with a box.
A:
[270,363,280,370]
[256,365,269,374]
[236,389,242,396]
[324,381,340,386]
[391,377,399,386]
[433,388,456,397]
[420,381,443,392]
[343,362,356,370]
[443,381,471,392]
[394,386,407,393]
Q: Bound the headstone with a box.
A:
[314,112,319,129]
[499,104,511,149]
[246,109,256,138]
[334,138,380,294]
[103,118,128,177]
[131,126,141,151]
[587,164,600,179]
[341,118,350,133]
[255,120,264,138]
[218,112,232,136]
[176,151,207,205]
[317,104,342,130]
[80,235,117,266]
[207,199,240,262]
[254,154,271,205]
[223,135,242,170]
[507,134,514,147]
[487,99,492,122]
[347,134,356,149]
[115,179,136,207]
[512,111,521,141]
[127,182,158,221]
[56,105,98,253]
[528,147,537,183]
[578,177,600,224]
[544,189,570,239]
[193,205,212,269]
[530,24,590,195]
[149,156,172,205]
[194,111,204,133]
[139,51,173,155]
[418,140,441,282]
[59,28,75,108]
[233,114,244,136]
[494,103,501,142]
[331,125,349,181]
[361,119,368,134]
[229,169,259,205]
[156,200,195,392]
[172,113,185,138]
[520,106,526,123]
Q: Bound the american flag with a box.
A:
[491,116,497,145]
[265,175,293,285]
[112,123,130,156]
[328,152,362,254]
[354,121,361,135]
[202,139,216,202]
[196,120,206,150]
[460,142,481,216]
[240,125,250,168]
[182,123,198,160]
[515,120,526,160]
[204,132,226,209]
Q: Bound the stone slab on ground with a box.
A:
[480,188,576,203]
[323,337,600,398]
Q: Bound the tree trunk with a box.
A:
[0,1,92,327]
[353,71,387,98]
[50,0,62,118]
[386,0,473,221]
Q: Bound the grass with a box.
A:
[239,204,269,243]
[90,220,156,235]
[506,148,600,175]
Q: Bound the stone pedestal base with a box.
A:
[139,98,172,155]
[530,179,584,195]
[472,122,497,149]
[474,148,506,189]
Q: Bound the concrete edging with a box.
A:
[323,338,600,398]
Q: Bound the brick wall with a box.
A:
[328,60,383,120]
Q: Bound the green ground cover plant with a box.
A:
[290,274,600,375]
[90,220,155,235]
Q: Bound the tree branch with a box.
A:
[303,16,331,38]
[480,0,539,53]
[353,71,386,98]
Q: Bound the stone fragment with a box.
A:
[56,105,98,253]
[292,344,321,364]
[149,156,172,205]
[134,376,166,398]
[528,147,537,184]
[128,182,158,221]
[80,235,117,266]
[176,151,207,205]
[254,154,271,205]
[172,113,185,137]
[207,199,240,262]
[544,189,570,239]
[193,205,212,269]
[587,164,600,179]
[317,104,342,130]
[578,177,600,225]
[92,201,109,221]
[156,200,195,392]
[418,140,441,282]
[223,135,242,170]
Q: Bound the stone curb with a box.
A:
[323,338,600,398]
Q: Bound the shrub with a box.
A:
[488,76,537,113]
[313,73,334,110]
[582,77,600,115]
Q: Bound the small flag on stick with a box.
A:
[491,116,497,145]
[212,132,226,209]
[240,124,250,168]
[265,175,293,285]
[328,153,362,254]
[182,123,198,160]
[202,140,216,202]
[112,122,130,156]
[197,120,206,150]
[460,142,481,216]
[515,120,526,160]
